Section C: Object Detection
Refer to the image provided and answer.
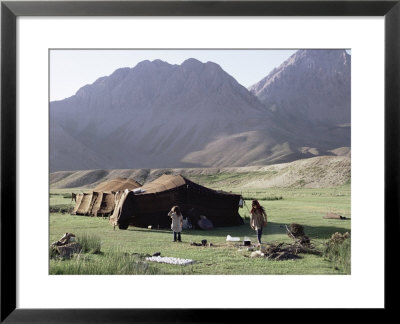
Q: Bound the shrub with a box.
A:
[242,196,282,201]
[49,205,73,214]
[77,233,101,254]
[49,245,59,259]
[323,232,351,273]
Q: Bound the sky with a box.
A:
[49,49,298,102]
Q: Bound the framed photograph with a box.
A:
[1,0,398,321]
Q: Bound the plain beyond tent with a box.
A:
[71,178,142,217]
[110,174,244,230]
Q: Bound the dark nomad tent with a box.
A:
[71,178,142,216]
[110,174,244,230]
[93,178,142,193]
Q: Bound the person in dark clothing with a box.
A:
[250,200,267,247]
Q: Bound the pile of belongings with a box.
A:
[50,233,81,258]
[198,215,213,230]
[226,235,240,242]
[182,217,193,230]
[323,212,349,220]
[190,239,211,247]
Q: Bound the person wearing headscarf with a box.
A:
[168,205,183,242]
[250,200,267,246]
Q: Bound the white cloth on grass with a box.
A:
[145,256,194,265]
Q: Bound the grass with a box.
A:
[50,250,160,275]
[49,184,351,275]
[323,235,351,273]
[188,172,277,187]
[77,233,102,254]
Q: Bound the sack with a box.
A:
[182,218,192,230]
[198,217,213,230]
[238,197,244,208]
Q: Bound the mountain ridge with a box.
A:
[249,49,351,127]
[50,50,351,172]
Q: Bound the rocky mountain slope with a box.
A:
[50,50,351,172]
[249,49,351,127]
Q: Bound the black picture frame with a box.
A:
[1,0,398,322]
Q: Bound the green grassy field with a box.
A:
[49,184,351,275]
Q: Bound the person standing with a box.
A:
[250,200,267,247]
[168,205,183,242]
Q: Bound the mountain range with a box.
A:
[50,49,351,172]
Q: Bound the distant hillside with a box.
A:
[50,156,351,190]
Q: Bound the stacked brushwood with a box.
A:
[285,223,314,247]
[255,224,322,260]
[286,223,311,245]
[252,225,348,261]
[260,243,302,260]
[289,223,322,255]
[328,232,350,245]
[287,223,305,237]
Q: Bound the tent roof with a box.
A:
[141,174,186,194]
[93,178,141,192]
[140,174,239,197]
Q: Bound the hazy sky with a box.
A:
[49,49,299,102]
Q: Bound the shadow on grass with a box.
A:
[124,220,350,241]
